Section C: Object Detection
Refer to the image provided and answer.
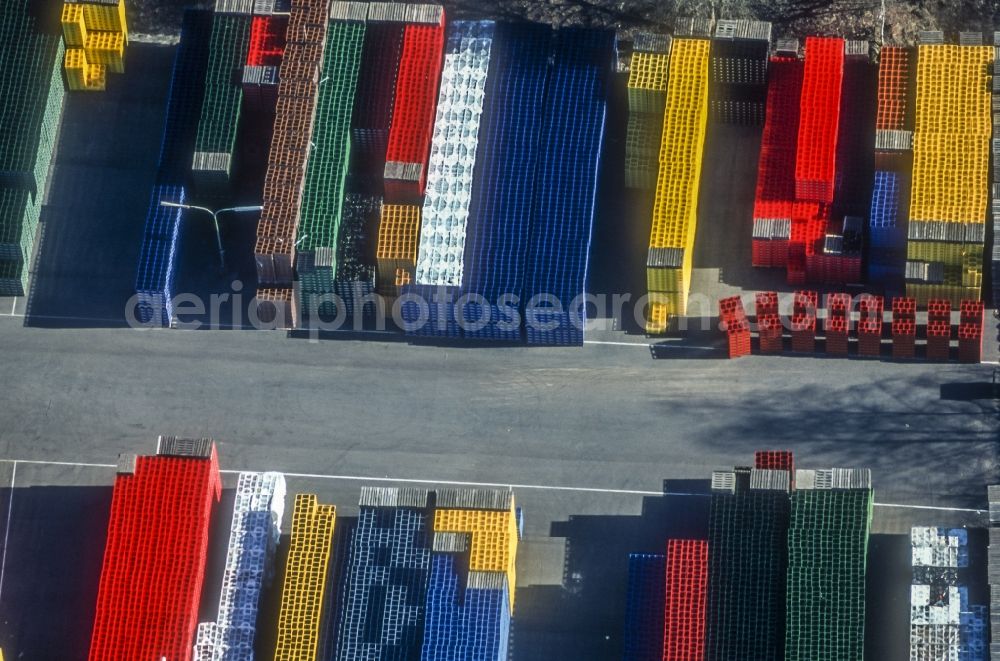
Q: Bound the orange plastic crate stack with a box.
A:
[755,291,782,353]
[719,296,750,358]
[376,204,421,296]
[891,296,917,359]
[876,46,910,131]
[957,299,984,363]
[925,298,952,361]
[856,294,884,357]
[824,292,851,355]
[662,539,708,661]
[790,290,818,353]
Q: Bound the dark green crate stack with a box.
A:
[191,12,250,188]
[706,489,790,661]
[0,1,64,296]
[297,19,366,317]
[784,489,873,661]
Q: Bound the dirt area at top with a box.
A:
[129,0,999,47]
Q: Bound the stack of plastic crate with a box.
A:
[60,0,127,92]
[708,20,771,125]
[991,485,1000,661]
[421,489,519,661]
[719,296,750,358]
[254,0,333,324]
[856,293,884,357]
[790,290,818,353]
[874,46,912,161]
[892,296,917,358]
[785,468,872,661]
[194,472,286,660]
[623,553,666,661]
[296,9,367,320]
[383,5,445,201]
[404,21,495,338]
[926,298,952,361]
[523,28,614,346]
[663,539,708,661]
[133,11,213,325]
[624,33,670,189]
[705,463,790,661]
[869,170,905,283]
[272,494,337,661]
[755,291,783,353]
[823,293,850,354]
[191,4,252,187]
[461,23,551,342]
[957,299,984,363]
[795,37,843,204]
[0,2,64,297]
[910,527,970,661]
[376,203,421,298]
[334,487,433,661]
[242,13,286,108]
[755,450,794,478]
[334,192,382,317]
[646,37,710,334]
[88,437,222,661]
[993,33,1000,309]
[905,41,993,305]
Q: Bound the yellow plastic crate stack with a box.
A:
[433,488,519,610]
[376,204,421,297]
[273,494,336,661]
[906,43,993,304]
[60,0,127,91]
[646,38,710,333]
[625,34,671,190]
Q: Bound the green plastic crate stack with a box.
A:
[191,12,251,188]
[0,2,64,296]
[784,474,873,661]
[705,470,790,661]
[297,19,366,318]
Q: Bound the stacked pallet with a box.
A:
[421,489,518,661]
[869,169,905,283]
[334,487,433,660]
[296,8,367,318]
[910,527,971,661]
[708,20,771,125]
[194,472,286,661]
[623,553,666,661]
[957,299,984,363]
[61,0,127,91]
[254,0,335,325]
[646,37,710,333]
[719,295,750,358]
[785,469,872,661]
[134,11,213,325]
[705,464,790,661]
[624,33,670,189]
[406,21,495,337]
[905,40,993,304]
[0,2,64,296]
[192,3,252,187]
[892,296,917,358]
[523,28,613,346]
[663,539,708,661]
[383,6,446,201]
[88,437,222,661]
[461,23,551,341]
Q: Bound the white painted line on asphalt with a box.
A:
[583,340,650,348]
[8,299,14,316]
[982,360,999,366]
[873,502,986,514]
[0,460,17,607]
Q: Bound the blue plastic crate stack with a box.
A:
[194,471,286,660]
[460,23,551,342]
[405,20,496,338]
[622,553,666,661]
[134,10,213,326]
[522,28,613,346]
[334,487,433,660]
[868,170,904,284]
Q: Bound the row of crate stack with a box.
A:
[623,451,873,661]
[909,526,986,661]
[989,486,1000,660]
[0,1,65,297]
[82,437,519,661]
[61,0,127,91]
[752,37,869,286]
[718,291,985,362]
[993,33,1000,309]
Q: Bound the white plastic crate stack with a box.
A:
[989,485,1000,659]
[413,21,495,288]
[910,526,969,661]
[194,472,287,660]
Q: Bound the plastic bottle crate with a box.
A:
[433,505,519,605]
[876,46,911,131]
[663,539,708,661]
[623,553,666,661]
[246,14,287,66]
[794,37,844,204]
[627,50,670,114]
[77,0,128,37]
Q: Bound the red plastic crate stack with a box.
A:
[790,290,818,353]
[719,296,751,359]
[88,443,222,661]
[383,10,445,201]
[957,300,984,364]
[856,294,884,357]
[926,299,952,361]
[794,37,844,204]
[891,296,917,359]
[754,450,794,474]
[755,291,783,353]
[247,15,288,66]
[824,292,851,355]
[662,539,708,661]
